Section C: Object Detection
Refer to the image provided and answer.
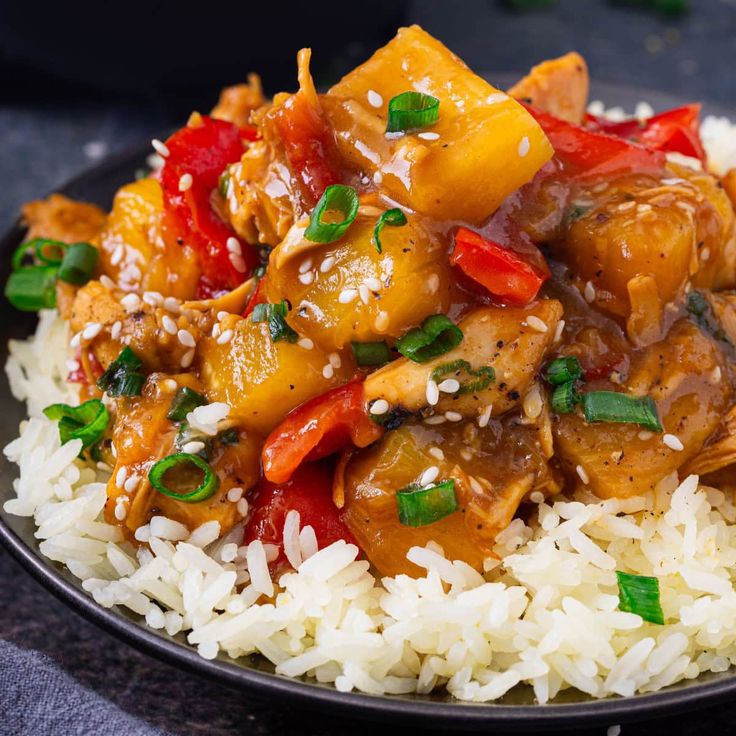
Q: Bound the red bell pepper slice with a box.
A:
[523,104,666,180]
[161,116,258,298]
[242,277,267,318]
[67,349,103,385]
[262,381,384,484]
[585,104,706,163]
[244,462,356,561]
[272,92,341,209]
[451,226,548,305]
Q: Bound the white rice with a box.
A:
[4,109,736,704]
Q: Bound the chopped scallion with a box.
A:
[373,208,407,253]
[4,266,58,311]
[351,341,391,366]
[396,314,463,363]
[43,399,109,450]
[251,300,297,343]
[397,479,457,527]
[96,346,146,397]
[545,356,582,385]
[58,243,99,285]
[304,184,359,244]
[551,381,580,414]
[148,452,219,503]
[582,391,662,432]
[616,571,664,625]
[11,237,67,270]
[167,386,206,422]
[386,92,440,134]
[430,359,495,394]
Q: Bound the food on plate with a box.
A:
[5,25,736,703]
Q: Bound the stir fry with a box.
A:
[9,25,736,581]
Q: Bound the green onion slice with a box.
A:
[686,291,709,317]
[43,399,109,450]
[149,453,219,503]
[5,266,58,311]
[430,359,495,394]
[545,356,582,385]
[11,237,68,270]
[218,165,232,197]
[386,92,440,134]
[373,208,407,253]
[352,341,391,366]
[218,427,239,446]
[396,314,463,363]
[167,387,206,422]
[58,243,99,285]
[252,300,298,343]
[96,346,146,397]
[582,391,662,432]
[551,381,580,414]
[397,479,457,527]
[304,185,359,244]
[616,571,664,625]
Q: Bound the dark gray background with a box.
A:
[2,1,736,733]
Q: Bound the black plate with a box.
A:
[1,81,735,731]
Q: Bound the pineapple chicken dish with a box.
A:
[6,26,736,702]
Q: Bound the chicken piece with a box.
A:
[97,178,200,298]
[340,417,560,577]
[22,194,106,244]
[508,52,589,124]
[554,319,732,499]
[104,374,261,537]
[211,74,265,127]
[322,25,553,223]
[364,301,563,419]
[70,280,211,374]
[558,167,735,344]
[198,313,354,435]
[264,211,454,351]
[723,169,736,209]
[683,405,736,477]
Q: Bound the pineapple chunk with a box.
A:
[323,25,553,223]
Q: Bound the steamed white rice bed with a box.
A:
[4,109,736,702]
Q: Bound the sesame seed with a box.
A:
[428,447,445,461]
[711,366,722,383]
[438,378,460,394]
[374,311,390,332]
[178,173,193,192]
[70,332,82,349]
[217,329,234,345]
[99,274,116,289]
[124,474,140,493]
[338,289,357,304]
[322,364,334,379]
[152,139,170,157]
[576,464,590,485]
[320,256,336,273]
[177,329,196,348]
[530,491,545,504]
[115,466,128,488]
[518,136,530,157]
[370,399,390,415]
[618,201,636,212]
[298,258,313,274]
[426,379,440,406]
[229,252,247,273]
[110,244,125,266]
[82,322,102,340]
[163,297,181,314]
[358,285,371,304]
[297,337,314,350]
[180,349,195,368]
[460,448,473,462]
[584,281,596,303]
[637,203,652,214]
[477,404,493,428]
[663,433,684,451]
[444,411,463,422]
[553,319,566,343]
[226,237,242,255]
[66,359,80,373]
[328,352,341,368]
[182,441,206,454]
[418,131,440,141]
[162,315,178,335]
[298,271,314,285]
[227,487,244,502]
[469,476,484,494]
[211,324,221,339]
[237,497,249,516]
[424,415,447,425]
[425,274,440,295]
[526,315,548,333]
[161,379,178,392]
[701,247,711,261]
[365,277,382,292]
[419,466,440,486]
[373,171,383,185]
[367,89,383,108]
[143,291,163,307]
[523,385,543,420]
[114,501,128,521]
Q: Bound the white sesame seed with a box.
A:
[180,349,195,368]
[584,281,596,303]
[66,359,80,373]
[460,448,473,462]
[152,138,170,157]
[419,466,440,486]
[110,243,125,266]
[82,322,102,340]
[70,332,82,349]
[229,252,247,273]
[322,364,334,379]
[701,247,711,261]
[178,329,196,348]
[320,256,336,273]
[444,411,463,422]
[358,285,371,304]
[518,136,531,157]
[425,273,440,295]
[469,476,484,494]
[114,502,128,521]
[162,315,178,335]
[637,203,652,214]
[143,291,163,307]
[99,275,116,289]
[182,441,206,454]
[711,366,722,383]
[477,404,493,428]
[618,201,636,212]
[115,466,128,489]
[298,271,314,285]
[530,491,545,504]
[211,324,221,339]
[367,89,383,108]
[418,131,440,141]
[338,289,357,304]
[226,237,242,255]
[373,171,383,185]
[120,293,141,312]
[374,311,390,332]
[328,352,341,368]
[297,337,314,350]
[438,378,460,394]
[365,277,382,292]
[424,415,447,425]
[237,497,249,516]
[298,258,313,274]
[370,399,390,415]
[553,319,566,344]
[124,474,140,493]
[576,464,590,485]
[638,430,653,441]
[426,379,440,406]
[526,315,548,333]
[523,385,543,420]
[178,173,193,192]
[663,433,684,451]
[163,297,181,314]
[227,487,244,502]
[217,329,234,345]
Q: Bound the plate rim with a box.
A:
[2,82,736,729]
